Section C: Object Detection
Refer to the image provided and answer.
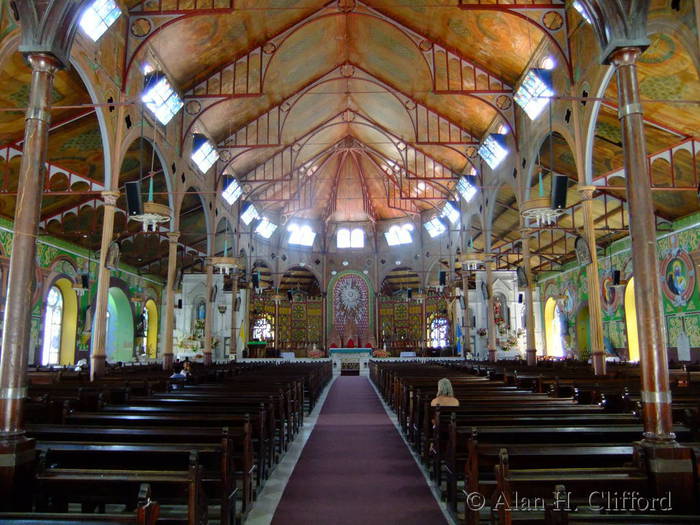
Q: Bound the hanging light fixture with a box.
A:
[129,112,172,232]
[212,220,242,275]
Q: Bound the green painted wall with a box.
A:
[537,212,700,360]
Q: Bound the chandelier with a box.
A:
[211,255,243,275]
[131,201,171,232]
[459,251,491,271]
[521,196,564,227]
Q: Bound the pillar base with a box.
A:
[526,348,537,367]
[637,441,692,510]
[90,354,106,381]
[203,353,212,366]
[591,351,606,375]
[488,348,497,362]
[162,353,174,370]
[0,435,36,511]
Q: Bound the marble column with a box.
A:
[229,271,238,359]
[0,53,60,506]
[89,191,120,380]
[610,48,674,443]
[462,272,471,357]
[578,187,607,375]
[520,230,538,366]
[486,261,497,362]
[162,232,179,370]
[203,260,214,365]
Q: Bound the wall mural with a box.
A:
[538,213,700,361]
[660,237,695,307]
[328,271,373,347]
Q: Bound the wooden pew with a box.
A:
[0,483,158,525]
[35,452,204,525]
[27,424,254,520]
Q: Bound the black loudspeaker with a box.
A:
[252,272,260,288]
[81,274,89,289]
[210,285,217,303]
[439,271,446,286]
[407,289,413,300]
[287,290,293,301]
[551,175,568,210]
[612,270,621,285]
[125,181,143,216]
[518,293,523,304]
[177,299,182,309]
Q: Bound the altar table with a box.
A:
[328,348,372,376]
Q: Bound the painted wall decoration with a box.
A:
[660,237,695,306]
[538,212,700,361]
[327,271,373,346]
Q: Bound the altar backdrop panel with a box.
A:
[249,295,322,343]
[327,271,374,344]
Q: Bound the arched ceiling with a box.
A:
[0,1,697,280]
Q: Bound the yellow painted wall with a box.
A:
[145,299,158,358]
[54,278,77,365]
[625,278,640,362]
[544,297,557,357]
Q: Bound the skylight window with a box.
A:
[514,69,554,120]
[255,217,277,239]
[442,201,460,225]
[457,176,478,203]
[350,228,364,248]
[240,204,259,225]
[222,178,242,206]
[478,134,509,170]
[79,0,121,41]
[337,228,365,249]
[337,228,350,249]
[384,224,413,246]
[572,1,592,24]
[142,72,183,125]
[424,217,447,238]
[191,134,219,174]
[288,224,316,247]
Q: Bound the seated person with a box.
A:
[430,378,460,407]
[170,365,187,380]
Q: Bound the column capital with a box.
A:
[26,53,62,74]
[578,185,597,201]
[101,191,120,207]
[167,231,180,243]
[608,46,642,68]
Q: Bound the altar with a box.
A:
[328,348,372,376]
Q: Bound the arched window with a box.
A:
[42,286,63,365]
[350,228,364,248]
[252,315,274,341]
[428,315,450,348]
[337,228,351,249]
[142,306,149,354]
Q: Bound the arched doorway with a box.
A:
[144,299,158,358]
[41,278,78,366]
[544,297,565,358]
[575,305,590,358]
[624,278,640,362]
[105,287,134,362]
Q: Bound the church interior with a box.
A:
[1,1,700,524]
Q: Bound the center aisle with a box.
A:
[271,376,448,525]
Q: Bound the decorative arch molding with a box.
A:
[575,0,651,63]
[42,274,79,365]
[16,0,93,66]
[523,124,578,201]
[68,54,113,190]
[583,65,616,185]
[326,269,375,346]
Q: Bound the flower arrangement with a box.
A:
[500,334,519,351]
[307,348,324,358]
[372,349,390,358]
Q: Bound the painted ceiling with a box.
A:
[0,1,697,278]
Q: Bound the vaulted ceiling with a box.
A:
[0,1,697,278]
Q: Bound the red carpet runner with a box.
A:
[271,376,447,525]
